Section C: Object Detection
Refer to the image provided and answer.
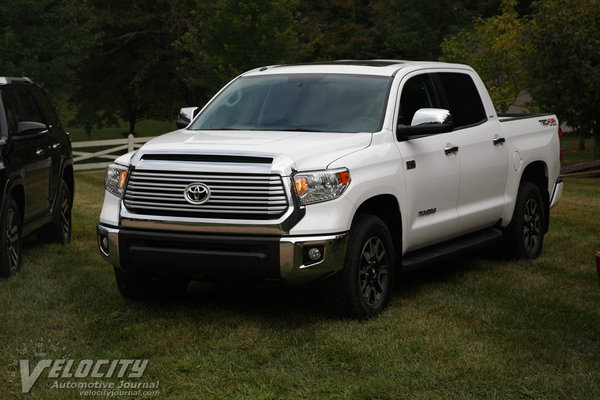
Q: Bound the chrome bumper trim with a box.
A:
[550,178,563,209]
[96,224,348,285]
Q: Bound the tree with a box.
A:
[298,0,376,60]
[72,0,191,135]
[175,0,309,105]
[0,0,96,97]
[440,0,528,112]
[372,0,502,60]
[525,0,600,159]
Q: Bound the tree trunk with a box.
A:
[128,113,136,136]
[579,137,586,151]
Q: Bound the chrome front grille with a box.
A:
[123,170,289,220]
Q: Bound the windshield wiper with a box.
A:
[278,128,324,132]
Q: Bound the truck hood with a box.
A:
[134,129,372,171]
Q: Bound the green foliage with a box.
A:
[71,0,192,135]
[525,0,600,159]
[374,0,502,60]
[0,0,96,96]
[441,0,528,112]
[175,0,308,104]
[299,0,376,60]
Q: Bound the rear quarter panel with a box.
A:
[498,115,561,226]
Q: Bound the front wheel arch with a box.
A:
[330,213,396,319]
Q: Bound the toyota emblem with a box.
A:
[184,182,211,205]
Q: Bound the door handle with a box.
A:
[493,136,506,146]
[444,145,459,155]
[51,143,61,150]
[35,148,45,156]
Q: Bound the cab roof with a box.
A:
[243,60,468,77]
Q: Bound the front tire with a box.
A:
[331,214,395,320]
[504,182,546,259]
[0,197,22,277]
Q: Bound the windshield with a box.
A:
[190,74,392,133]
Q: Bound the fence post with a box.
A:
[128,134,134,152]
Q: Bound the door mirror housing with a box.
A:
[15,121,49,139]
[397,108,454,141]
[176,107,200,129]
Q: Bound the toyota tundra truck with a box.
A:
[97,60,562,319]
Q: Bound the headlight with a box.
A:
[293,168,350,205]
[105,163,128,198]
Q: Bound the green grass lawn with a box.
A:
[0,172,599,399]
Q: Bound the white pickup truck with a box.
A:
[97,60,562,319]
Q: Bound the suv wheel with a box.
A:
[0,197,21,276]
[331,214,395,319]
[40,180,71,244]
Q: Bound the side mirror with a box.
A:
[176,107,200,129]
[397,108,454,141]
[15,121,49,138]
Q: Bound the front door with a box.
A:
[3,87,53,220]
[394,72,460,252]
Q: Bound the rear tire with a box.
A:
[504,182,545,259]
[40,180,72,245]
[331,214,395,320]
[0,197,22,277]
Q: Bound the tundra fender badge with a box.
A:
[184,182,211,205]
[418,208,437,217]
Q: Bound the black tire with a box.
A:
[0,197,22,277]
[114,268,188,300]
[40,180,72,245]
[331,214,395,320]
[504,182,545,259]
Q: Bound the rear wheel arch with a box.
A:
[520,161,550,232]
[61,164,74,205]
[8,184,24,224]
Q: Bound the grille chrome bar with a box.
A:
[124,169,290,220]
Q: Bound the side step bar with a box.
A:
[401,228,503,271]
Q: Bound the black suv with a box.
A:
[0,77,73,276]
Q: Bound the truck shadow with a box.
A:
[154,248,498,321]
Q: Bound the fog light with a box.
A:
[98,233,109,255]
[307,247,322,262]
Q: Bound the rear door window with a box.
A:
[437,72,487,129]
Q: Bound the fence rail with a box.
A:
[72,134,156,171]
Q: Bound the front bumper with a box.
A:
[97,224,348,285]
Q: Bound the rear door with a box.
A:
[394,72,460,252]
[436,71,509,233]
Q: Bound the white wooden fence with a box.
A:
[72,134,156,171]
